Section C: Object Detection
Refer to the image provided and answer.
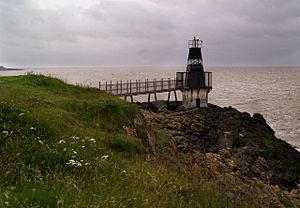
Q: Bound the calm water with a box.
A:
[1,66,299,150]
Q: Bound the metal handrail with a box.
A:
[99,72,212,96]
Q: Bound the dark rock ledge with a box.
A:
[138,102,300,191]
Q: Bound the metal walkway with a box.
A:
[98,72,212,102]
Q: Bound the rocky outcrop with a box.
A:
[121,112,156,155]
[140,103,300,191]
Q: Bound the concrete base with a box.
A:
[182,89,209,108]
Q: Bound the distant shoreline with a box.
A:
[0,66,24,71]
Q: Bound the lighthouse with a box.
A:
[176,37,212,108]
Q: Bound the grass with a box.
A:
[154,129,171,153]
[0,74,239,207]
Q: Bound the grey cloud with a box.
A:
[212,0,300,24]
[80,0,176,39]
[0,0,300,67]
[0,2,78,46]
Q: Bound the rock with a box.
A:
[218,148,231,159]
[169,130,185,136]
[252,113,275,135]
[253,113,266,123]
[125,112,156,155]
[122,125,137,137]
[140,103,300,190]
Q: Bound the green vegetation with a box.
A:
[0,75,236,207]
[154,129,171,153]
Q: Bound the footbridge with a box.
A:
[99,72,212,104]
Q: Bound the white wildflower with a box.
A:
[89,138,96,143]
[66,159,82,167]
[101,155,109,160]
[38,140,44,145]
[30,127,36,130]
[2,130,8,134]
[72,150,77,154]
[18,113,25,116]
[63,148,67,152]
[71,136,80,140]
[81,145,85,148]
[84,162,90,166]
[67,159,75,163]
[121,170,127,174]
[58,139,66,144]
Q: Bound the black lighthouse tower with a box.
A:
[186,37,205,89]
[176,36,212,108]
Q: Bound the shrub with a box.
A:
[154,129,171,152]
[106,134,143,158]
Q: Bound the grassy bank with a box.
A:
[0,74,238,207]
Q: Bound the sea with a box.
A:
[1,66,299,151]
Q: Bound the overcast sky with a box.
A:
[0,0,300,67]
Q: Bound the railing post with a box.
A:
[127,80,129,95]
[161,78,163,91]
[130,80,132,94]
[206,72,208,87]
[105,81,107,91]
[138,80,141,93]
[121,80,123,94]
[110,81,112,93]
[146,79,148,92]
[116,81,119,95]
[99,81,101,89]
